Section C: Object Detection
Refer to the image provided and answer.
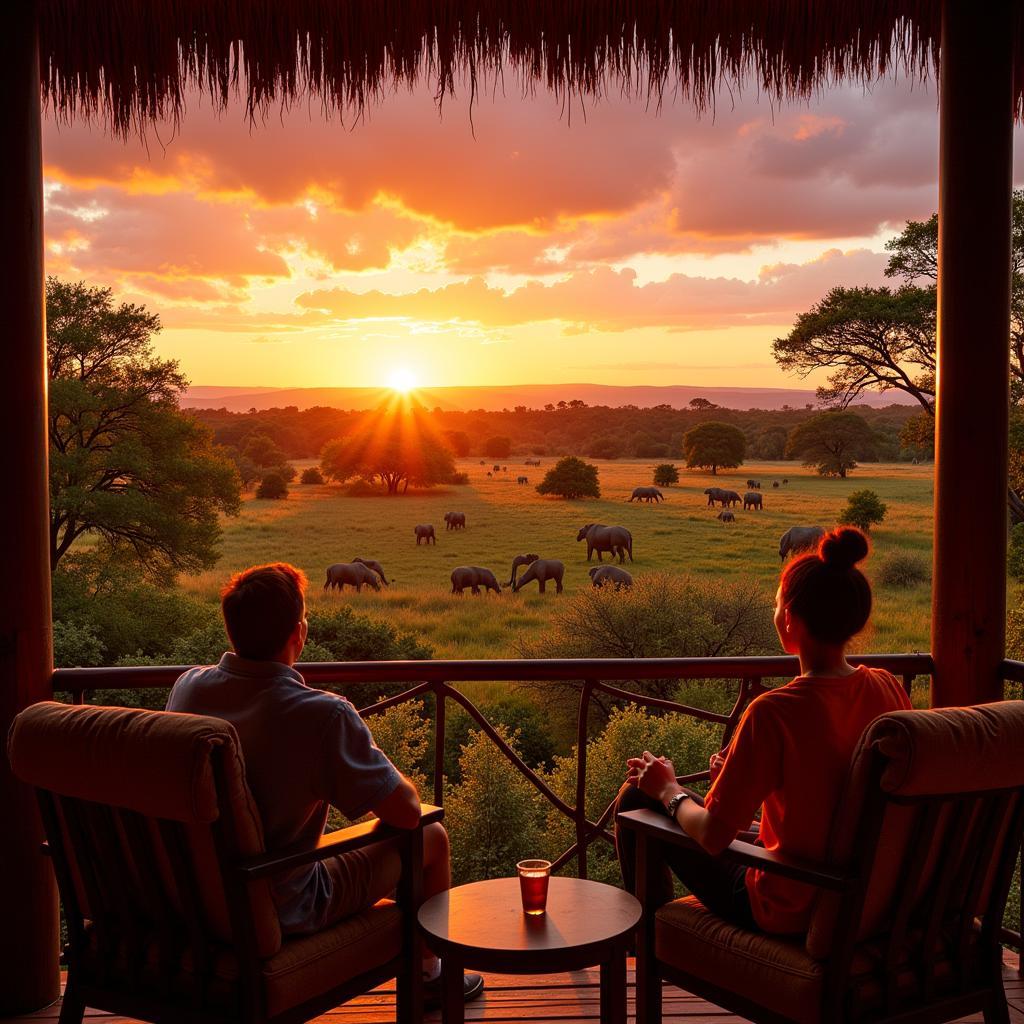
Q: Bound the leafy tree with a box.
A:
[688,397,719,411]
[243,432,289,468]
[445,726,546,885]
[753,426,788,460]
[442,429,471,457]
[320,403,456,494]
[47,278,240,577]
[785,411,875,478]
[681,421,746,474]
[365,700,430,796]
[231,454,262,489]
[899,413,934,460]
[300,466,325,484]
[839,489,888,530]
[483,436,512,459]
[256,472,289,499]
[587,436,622,460]
[52,619,105,668]
[653,463,679,487]
[536,456,600,499]
[772,286,936,413]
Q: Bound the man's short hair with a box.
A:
[221,563,307,660]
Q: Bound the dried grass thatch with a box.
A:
[39,1,1023,136]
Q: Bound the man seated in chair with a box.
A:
[167,562,483,1005]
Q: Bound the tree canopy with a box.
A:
[47,278,240,578]
[319,402,456,493]
[653,463,679,487]
[681,421,746,474]
[772,285,936,413]
[785,411,875,478]
[535,456,600,499]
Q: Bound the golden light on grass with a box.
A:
[388,366,418,394]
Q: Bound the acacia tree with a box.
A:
[319,403,456,493]
[47,278,240,578]
[785,411,876,478]
[682,421,745,474]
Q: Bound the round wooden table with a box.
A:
[417,876,641,1024]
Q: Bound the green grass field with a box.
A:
[179,458,936,660]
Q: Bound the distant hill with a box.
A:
[182,382,905,413]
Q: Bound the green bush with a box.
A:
[448,471,470,485]
[536,456,600,500]
[256,472,289,499]
[519,572,777,733]
[653,463,679,487]
[444,692,558,782]
[1008,524,1024,580]
[838,489,887,530]
[543,706,722,885]
[876,551,930,588]
[446,726,546,885]
[300,466,325,484]
[366,699,431,795]
[53,619,105,668]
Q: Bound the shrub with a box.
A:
[1008,524,1024,581]
[653,463,679,487]
[53,619,105,668]
[446,726,546,885]
[345,477,381,496]
[256,472,289,499]
[366,700,430,795]
[587,436,622,460]
[519,572,776,732]
[300,466,324,484]
[839,489,887,530]
[448,471,470,485]
[876,551,931,588]
[444,692,558,782]
[536,456,600,499]
[543,706,722,885]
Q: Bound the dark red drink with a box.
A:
[517,859,551,915]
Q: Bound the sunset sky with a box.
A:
[41,73,1024,392]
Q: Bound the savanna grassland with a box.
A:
[178,458,936,660]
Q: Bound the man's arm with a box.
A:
[370,772,422,830]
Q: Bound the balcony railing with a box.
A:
[51,652,1021,972]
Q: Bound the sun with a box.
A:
[387,366,418,394]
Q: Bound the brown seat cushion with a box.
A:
[656,896,826,1024]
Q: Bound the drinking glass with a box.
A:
[516,859,551,915]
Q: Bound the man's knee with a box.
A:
[614,781,653,818]
[423,821,449,865]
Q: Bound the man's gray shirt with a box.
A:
[167,652,400,933]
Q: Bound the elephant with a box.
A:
[512,558,565,594]
[323,562,381,592]
[517,476,529,485]
[743,491,764,510]
[704,486,740,507]
[772,481,780,488]
[451,566,502,595]
[414,524,436,545]
[507,553,540,587]
[493,464,501,473]
[525,459,541,467]
[576,523,633,563]
[629,486,664,503]
[589,565,633,589]
[352,557,390,586]
[779,525,826,561]
[783,478,789,485]
[444,511,466,530]
[717,510,735,523]
[746,479,762,490]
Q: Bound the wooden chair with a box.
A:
[9,700,441,1024]
[618,700,1024,1024]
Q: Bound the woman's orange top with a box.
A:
[703,665,912,934]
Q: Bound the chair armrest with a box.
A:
[236,804,443,880]
[617,807,852,892]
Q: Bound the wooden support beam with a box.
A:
[931,0,1015,707]
[0,1,59,1012]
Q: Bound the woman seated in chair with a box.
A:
[615,526,911,935]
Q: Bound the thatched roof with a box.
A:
[39,1,1023,136]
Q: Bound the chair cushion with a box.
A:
[656,896,825,1024]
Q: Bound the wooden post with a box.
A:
[931,0,1014,708]
[0,1,59,1012]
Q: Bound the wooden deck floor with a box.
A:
[11,953,1023,1023]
